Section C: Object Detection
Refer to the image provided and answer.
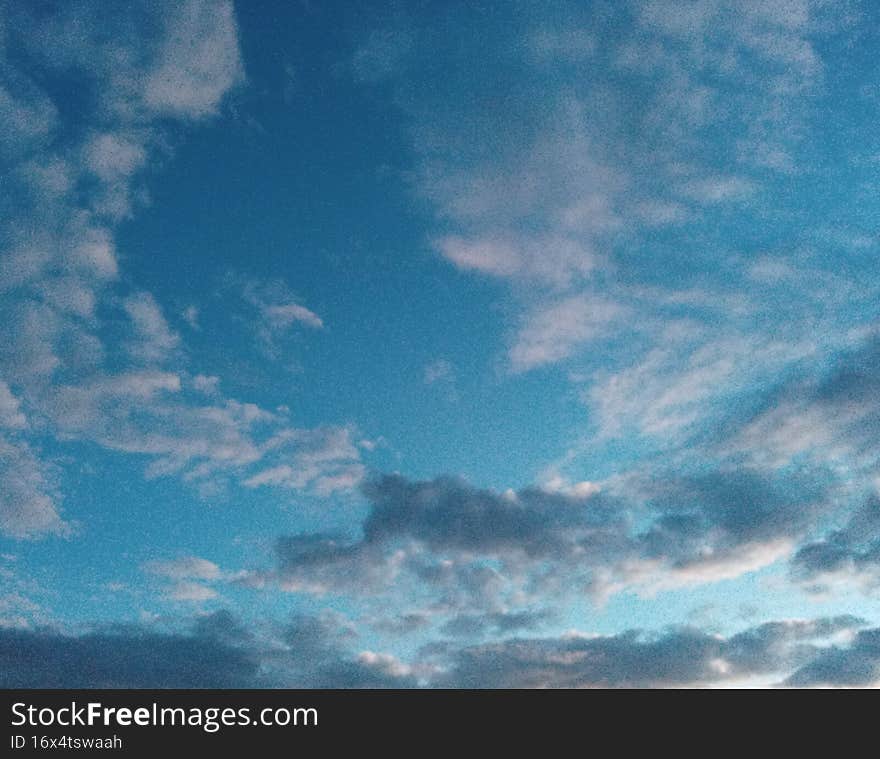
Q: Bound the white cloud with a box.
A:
[263,303,324,330]
[168,581,218,602]
[509,294,623,372]
[588,332,816,442]
[0,383,27,430]
[0,75,57,158]
[143,0,244,120]
[0,437,66,539]
[0,1,256,539]
[436,234,599,287]
[526,27,596,62]
[244,427,365,496]
[69,225,118,280]
[352,28,413,83]
[144,556,221,581]
[628,539,795,598]
[0,301,62,381]
[41,369,364,498]
[192,374,220,394]
[235,278,325,358]
[678,175,756,204]
[123,292,181,364]
[424,359,455,385]
[182,305,200,330]
[83,132,147,181]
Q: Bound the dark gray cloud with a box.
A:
[1,611,869,688]
[786,628,880,687]
[361,475,624,557]
[267,470,831,615]
[0,624,259,688]
[791,497,880,591]
[0,610,417,689]
[433,616,865,688]
[440,610,553,639]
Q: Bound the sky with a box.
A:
[3,0,880,688]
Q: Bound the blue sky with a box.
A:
[4,0,880,687]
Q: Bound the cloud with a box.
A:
[144,556,221,581]
[182,305,200,330]
[41,371,363,497]
[82,132,148,219]
[235,277,325,359]
[0,382,27,430]
[791,496,880,593]
[435,234,600,288]
[0,623,257,688]
[0,591,46,631]
[785,627,880,687]
[142,0,244,119]
[0,70,57,158]
[352,27,413,83]
[357,0,842,375]
[435,616,864,688]
[440,610,553,639]
[0,0,250,537]
[725,335,880,470]
[0,437,67,540]
[587,330,816,442]
[0,609,418,688]
[423,359,455,386]
[0,608,870,688]
[123,292,181,364]
[242,426,365,496]
[678,175,756,204]
[262,303,324,330]
[167,582,219,603]
[509,294,623,372]
[258,468,828,615]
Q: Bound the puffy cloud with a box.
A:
[1,611,866,688]
[358,475,618,557]
[0,609,420,688]
[785,627,880,687]
[435,616,864,688]
[791,497,880,593]
[143,557,223,604]
[142,0,244,119]
[259,469,828,614]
